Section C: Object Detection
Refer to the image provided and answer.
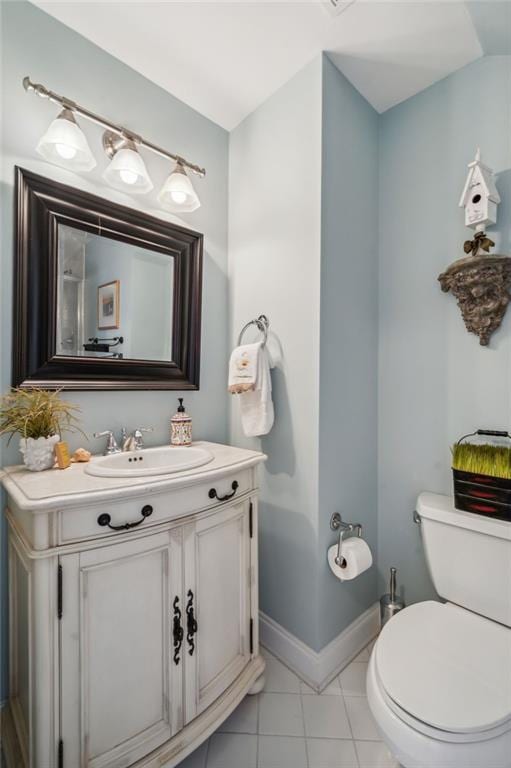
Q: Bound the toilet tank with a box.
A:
[417,492,511,627]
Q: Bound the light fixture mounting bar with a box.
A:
[23,76,206,177]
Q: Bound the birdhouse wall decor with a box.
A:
[438,148,511,346]
[459,148,501,231]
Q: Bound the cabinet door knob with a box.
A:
[97,504,153,531]
[208,481,239,502]
[186,590,198,656]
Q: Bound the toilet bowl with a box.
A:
[366,493,511,768]
[367,601,511,768]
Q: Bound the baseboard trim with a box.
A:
[259,602,379,691]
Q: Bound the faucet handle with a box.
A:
[93,430,121,455]
[133,427,153,450]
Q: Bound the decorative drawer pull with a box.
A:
[173,596,184,665]
[186,589,198,656]
[97,504,153,531]
[208,481,239,502]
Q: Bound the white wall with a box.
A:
[229,57,323,649]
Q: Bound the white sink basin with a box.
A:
[85,445,214,478]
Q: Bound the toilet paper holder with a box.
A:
[330,513,363,568]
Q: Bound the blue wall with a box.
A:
[0,0,229,702]
[229,56,323,650]
[378,55,511,604]
[318,56,379,647]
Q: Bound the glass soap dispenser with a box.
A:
[170,398,192,446]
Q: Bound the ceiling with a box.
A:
[32,1,497,131]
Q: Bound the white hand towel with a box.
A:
[228,343,260,394]
[239,346,274,437]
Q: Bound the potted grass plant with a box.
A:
[451,429,511,521]
[0,388,82,471]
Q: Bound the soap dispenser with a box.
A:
[170,398,192,446]
[380,567,405,628]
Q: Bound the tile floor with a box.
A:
[178,642,400,768]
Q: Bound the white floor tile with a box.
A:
[302,694,351,739]
[218,695,259,734]
[263,653,301,694]
[258,693,305,737]
[258,735,307,768]
[345,698,380,741]
[207,733,257,768]
[177,740,208,768]
[355,740,399,768]
[307,737,359,768]
[339,662,368,697]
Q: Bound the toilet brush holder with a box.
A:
[380,567,405,628]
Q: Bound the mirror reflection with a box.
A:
[56,224,174,362]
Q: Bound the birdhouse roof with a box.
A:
[459,150,501,207]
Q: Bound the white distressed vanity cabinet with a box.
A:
[1,442,266,768]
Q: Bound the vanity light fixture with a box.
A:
[102,131,153,194]
[24,76,205,210]
[36,108,96,171]
[158,161,201,212]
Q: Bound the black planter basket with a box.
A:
[453,429,511,522]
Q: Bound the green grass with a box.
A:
[0,388,83,443]
[452,442,511,480]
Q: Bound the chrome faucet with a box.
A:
[121,427,154,452]
[93,430,121,455]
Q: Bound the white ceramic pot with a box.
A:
[19,434,60,472]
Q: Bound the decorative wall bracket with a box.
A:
[438,252,511,346]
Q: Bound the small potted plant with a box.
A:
[0,388,82,472]
[452,429,511,521]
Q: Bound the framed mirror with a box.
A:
[13,167,203,390]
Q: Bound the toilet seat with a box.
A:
[375,601,511,739]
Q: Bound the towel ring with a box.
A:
[238,315,269,347]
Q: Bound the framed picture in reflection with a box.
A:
[97,280,120,330]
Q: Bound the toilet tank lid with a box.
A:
[417,492,511,540]
[376,601,511,734]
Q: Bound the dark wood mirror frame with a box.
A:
[13,167,203,390]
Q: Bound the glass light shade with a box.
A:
[36,109,96,171]
[158,163,201,212]
[102,144,153,194]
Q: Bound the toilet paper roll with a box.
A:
[327,538,373,581]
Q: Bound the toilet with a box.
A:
[367,492,511,768]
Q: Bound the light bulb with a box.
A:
[171,190,187,204]
[36,108,96,171]
[102,141,153,194]
[119,168,138,185]
[55,143,78,160]
[158,161,201,213]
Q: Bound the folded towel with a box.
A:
[228,343,260,394]
[240,346,274,437]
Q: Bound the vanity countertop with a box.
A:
[1,441,266,512]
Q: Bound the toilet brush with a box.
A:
[380,567,405,628]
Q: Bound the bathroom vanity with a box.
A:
[1,442,266,768]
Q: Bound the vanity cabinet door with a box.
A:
[59,529,183,768]
[183,499,252,722]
